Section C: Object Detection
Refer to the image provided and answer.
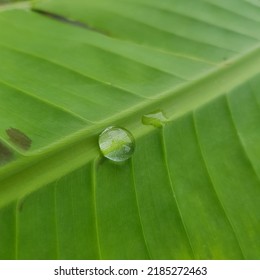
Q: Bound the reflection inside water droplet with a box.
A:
[98,126,135,162]
[142,110,168,127]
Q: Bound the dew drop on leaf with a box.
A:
[142,110,168,128]
[98,126,135,162]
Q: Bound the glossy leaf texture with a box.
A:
[0,0,260,259]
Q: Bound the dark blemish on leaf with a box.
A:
[0,141,13,166]
[33,9,110,36]
[6,128,32,150]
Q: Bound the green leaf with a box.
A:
[0,0,260,259]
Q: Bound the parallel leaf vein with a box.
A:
[0,79,91,124]
[161,128,195,259]
[92,159,102,260]
[130,158,152,259]
[225,94,260,184]
[87,6,240,55]
[0,42,149,100]
[192,111,245,259]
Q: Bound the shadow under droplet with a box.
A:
[18,199,25,213]
[0,141,14,166]
[6,128,32,150]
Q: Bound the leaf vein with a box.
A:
[161,128,195,259]
[130,158,152,259]
[192,111,245,259]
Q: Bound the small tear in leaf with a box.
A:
[6,128,32,150]
[33,9,109,36]
[142,110,168,128]
[0,141,14,166]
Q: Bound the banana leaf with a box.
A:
[0,0,260,259]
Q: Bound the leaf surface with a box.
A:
[0,0,260,259]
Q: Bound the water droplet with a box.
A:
[98,126,135,162]
[142,110,168,128]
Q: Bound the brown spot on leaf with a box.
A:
[6,128,32,150]
[0,141,13,166]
